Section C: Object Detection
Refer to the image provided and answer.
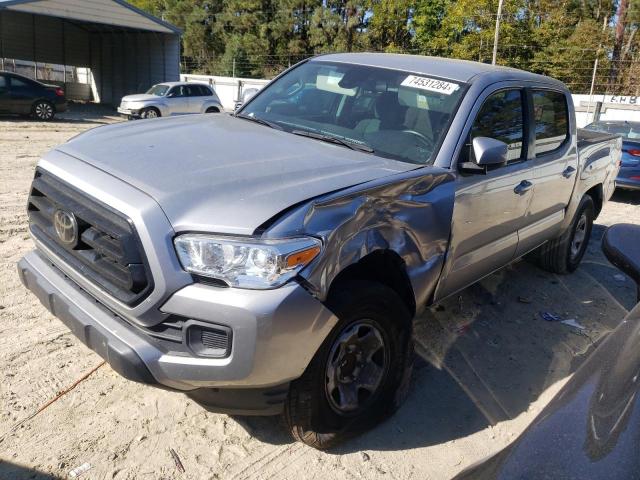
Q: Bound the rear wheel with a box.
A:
[533,195,595,274]
[284,280,413,449]
[205,107,220,113]
[141,107,160,119]
[32,100,55,121]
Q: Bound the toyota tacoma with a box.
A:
[18,53,621,449]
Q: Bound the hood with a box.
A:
[57,114,415,234]
[121,94,160,103]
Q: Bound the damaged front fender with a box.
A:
[263,167,456,313]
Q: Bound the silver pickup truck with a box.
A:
[18,53,620,449]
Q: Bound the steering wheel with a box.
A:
[401,129,435,150]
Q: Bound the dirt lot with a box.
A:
[1,107,639,480]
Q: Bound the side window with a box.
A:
[471,89,524,163]
[10,77,31,88]
[169,86,186,97]
[533,90,568,156]
[0,75,6,89]
[199,85,212,96]
[186,85,201,97]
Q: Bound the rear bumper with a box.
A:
[18,249,337,413]
[617,167,640,190]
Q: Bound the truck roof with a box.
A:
[314,52,566,88]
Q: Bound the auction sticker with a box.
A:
[401,75,460,95]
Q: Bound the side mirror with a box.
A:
[473,137,508,166]
[603,224,640,301]
[166,91,176,98]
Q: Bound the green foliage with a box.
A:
[128,0,640,93]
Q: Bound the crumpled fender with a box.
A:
[263,167,456,312]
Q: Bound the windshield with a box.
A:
[585,121,640,140]
[146,84,170,96]
[241,61,466,164]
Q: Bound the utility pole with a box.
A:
[492,0,504,65]
[587,15,609,122]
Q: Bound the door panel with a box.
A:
[516,89,576,257]
[0,75,9,112]
[166,86,190,115]
[436,163,533,299]
[9,76,37,114]
[435,87,534,301]
[186,85,204,113]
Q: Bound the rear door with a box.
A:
[165,85,190,115]
[434,85,535,301]
[515,88,575,256]
[0,74,9,112]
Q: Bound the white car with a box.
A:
[117,82,223,119]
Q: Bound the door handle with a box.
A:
[562,166,576,178]
[514,180,533,195]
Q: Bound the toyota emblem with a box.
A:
[53,209,78,247]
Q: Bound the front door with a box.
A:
[0,74,9,112]
[8,75,37,114]
[434,87,535,301]
[165,85,190,115]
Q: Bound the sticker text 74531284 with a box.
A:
[400,75,460,95]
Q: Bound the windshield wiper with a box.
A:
[234,113,283,130]
[291,129,374,153]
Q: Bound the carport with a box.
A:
[0,0,181,105]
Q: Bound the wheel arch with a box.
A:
[584,183,604,218]
[263,168,456,316]
[327,250,417,317]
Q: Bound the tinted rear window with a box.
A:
[533,90,569,155]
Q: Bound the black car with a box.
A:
[0,71,67,121]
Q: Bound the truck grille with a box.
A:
[27,169,152,306]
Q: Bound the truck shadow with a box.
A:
[233,221,636,453]
[0,461,61,480]
[610,189,640,206]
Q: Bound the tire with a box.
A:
[141,107,160,119]
[32,100,55,121]
[284,280,413,449]
[205,107,220,113]
[534,195,595,274]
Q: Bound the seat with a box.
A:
[355,91,407,134]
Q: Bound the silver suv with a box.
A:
[117,81,223,119]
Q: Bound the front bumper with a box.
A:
[18,249,337,412]
[117,107,141,117]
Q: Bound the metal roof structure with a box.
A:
[0,0,180,34]
[0,0,181,105]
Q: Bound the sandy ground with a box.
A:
[1,106,639,480]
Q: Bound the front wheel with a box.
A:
[284,280,413,449]
[141,107,160,119]
[32,101,55,121]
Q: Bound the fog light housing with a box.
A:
[184,320,232,358]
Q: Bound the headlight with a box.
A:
[174,234,321,289]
